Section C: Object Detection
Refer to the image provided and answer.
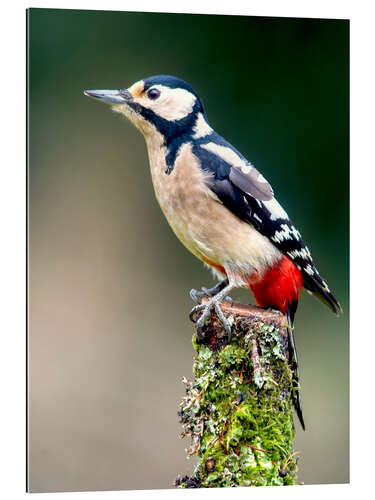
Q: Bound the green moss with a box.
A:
[177,320,299,488]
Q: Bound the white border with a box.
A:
[13,0,353,18]
[1,1,374,499]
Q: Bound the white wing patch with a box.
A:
[241,164,252,174]
[304,264,315,276]
[271,223,301,244]
[202,142,252,172]
[287,247,312,260]
[256,172,269,184]
[262,197,289,221]
[201,142,275,201]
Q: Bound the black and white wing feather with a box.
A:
[193,132,341,314]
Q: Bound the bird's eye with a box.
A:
[147,88,160,100]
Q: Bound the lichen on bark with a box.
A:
[175,301,299,488]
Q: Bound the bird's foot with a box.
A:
[189,278,229,305]
[189,281,234,343]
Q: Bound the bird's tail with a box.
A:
[303,267,342,316]
[287,301,305,431]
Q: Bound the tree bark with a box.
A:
[175,300,299,488]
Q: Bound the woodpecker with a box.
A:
[84,75,341,430]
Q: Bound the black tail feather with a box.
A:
[287,301,305,431]
[303,272,342,316]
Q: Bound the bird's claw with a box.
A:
[189,288,208,304]
[189,302,205,322]
[189,291,233,322]
[189,279,233,342]
[190,298,233,343]
[190,291,234,308]
[189,279,230,305]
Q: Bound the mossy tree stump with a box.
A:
[175,300,299,488]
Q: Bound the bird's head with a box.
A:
[84,75,208,142]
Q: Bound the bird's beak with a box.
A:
[84,89,131,105]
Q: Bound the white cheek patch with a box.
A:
[139,85,196,121]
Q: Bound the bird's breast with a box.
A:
[146,140,216,256]
[145,138,281,283]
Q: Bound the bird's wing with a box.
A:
[193,134,341,314]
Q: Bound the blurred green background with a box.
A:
[28,8,349,493]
